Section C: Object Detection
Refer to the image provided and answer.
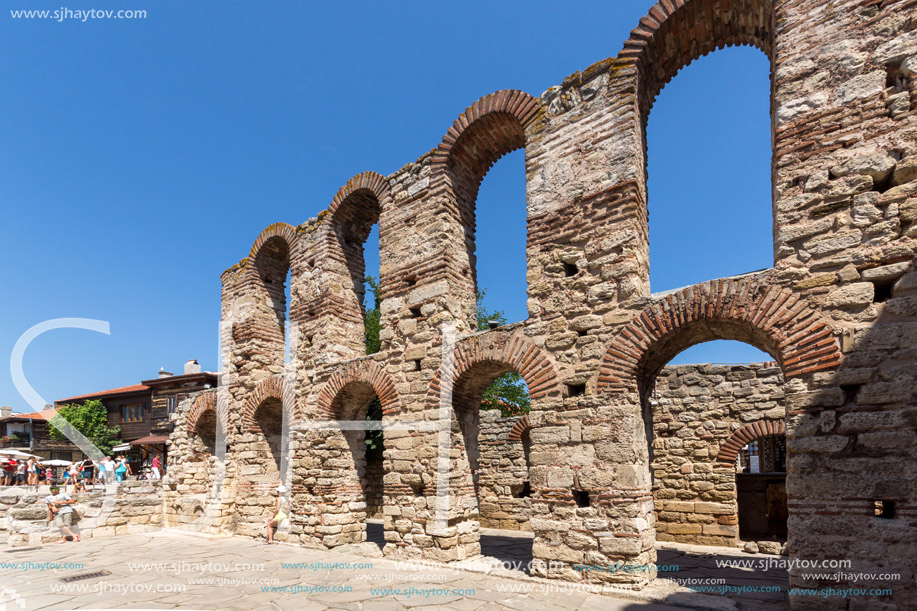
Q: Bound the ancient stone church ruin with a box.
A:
[163,0,917,608]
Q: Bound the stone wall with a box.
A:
[163,1,917,608]
[472,363,789,544]
[0,481,163,546]
[162,390,237,536]
[365,461,384,520]
[650,363,786,547]
[477,411,530,530]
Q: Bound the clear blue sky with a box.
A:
[0,0,772,412]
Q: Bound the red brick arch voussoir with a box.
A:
[507,415,532,443]
[315,358,401,419]
[185,390,227,436]
[617,0,774,115]
[432,89,540,177]
[597,276,842,393]
[247,222,298,264]
[327,171,392,219]
[426,329,562,410]
[241,375,296,432]
[716,420,786,466]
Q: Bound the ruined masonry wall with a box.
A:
[475,363,788,543]
[651,363,786,547]
[166,2,917,609]
[477,411,529,530]
[1,482,163,546]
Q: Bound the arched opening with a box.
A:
[326,174,388,356]
[191,409,217,457]
[472,149,528,324]
[313,360,400,550]
[332,190,380,328]
[452,360,533,566]
[325,381,385,548]
[647,347,787,552]
[729,431,789,546]
[736,434,788,543]
[363,224,381,355]
[647,47,773,294]
[597,275,840,586]
[439,90,538,329]
[252,397,284,480]
[252,234,291,352]
[231,394,287,538]
[625,0,776,298]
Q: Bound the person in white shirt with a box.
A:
[99,456,116,485]
[67,463,80,491]
[45,486,79,543]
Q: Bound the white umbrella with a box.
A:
[0,449,39,458]
[39,459,72,467]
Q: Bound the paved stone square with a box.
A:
[0,528,790,610]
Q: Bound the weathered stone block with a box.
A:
[830,151,896,183]
[825,282,874,308]
[892,157,917,187]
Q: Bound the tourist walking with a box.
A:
[1,460,14,486]
[151,455,161,480]
[99,456,115,484]
[29,458,40,486]
[68,462,80,491]
[115,456,130,482]
[99,456,115,485]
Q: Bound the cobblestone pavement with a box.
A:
[0,529,788,610]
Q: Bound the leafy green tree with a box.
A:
[364,276,382,356]
[475,289,531,417]
[48,399,122,456]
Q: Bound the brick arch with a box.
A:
[507,415,532,443]
[248,222,298,262]
[319,171,392,333]
[316,358,400,419]
[242,375,295,432]
[433,89,540,179]
[431,90,540,292]
[618,0,774,116]
[716,420,786,466]
[185,390,228,435]
[426,329,562,408]
[597,275,842,393]
[240,223,298,348]
[327,171,391,219]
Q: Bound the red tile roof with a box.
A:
[56,384,150,403]
[2,409,57,421]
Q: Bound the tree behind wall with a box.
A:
[475,289,530,417]
[362,277,530,419]
[48,399,122,456]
